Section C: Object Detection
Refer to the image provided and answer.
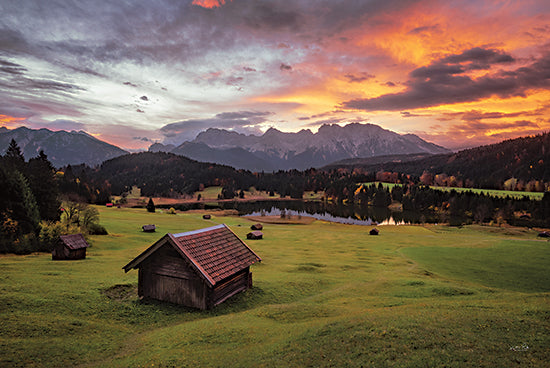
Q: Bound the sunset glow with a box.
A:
[0,0,548,151]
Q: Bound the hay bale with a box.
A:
[247,231,263,240]
[142,224,156,232]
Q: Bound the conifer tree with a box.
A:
[5,139,25,171]
[27,151,61,221]
[146,197,156,213]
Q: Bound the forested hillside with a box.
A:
[325,133,550,190]
[95,152,256,197]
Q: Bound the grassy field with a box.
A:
[363,182,545,200]
[1,207,549,367]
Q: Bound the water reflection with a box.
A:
[219,200,434,226]
[164,199,440,225]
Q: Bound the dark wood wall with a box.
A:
[136,243,253,309]
[211,268,251,307]
[52,245,86,260]
[139,244,208,309]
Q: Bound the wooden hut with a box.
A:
[52,233,90,260]
[250,223,263,230]
[123,224,261,310]
[142,224,156,232]
[538,231,550,238]
[369,228,379,236]
[247,231,263,240]
[203,214,211,220]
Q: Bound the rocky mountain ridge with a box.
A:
[152,123,450,171]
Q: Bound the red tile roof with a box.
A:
[60,233,90,250]
[123,224,261,286]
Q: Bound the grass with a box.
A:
[361,182,545,200]
[428,186,545,200]
[1,207,549,367]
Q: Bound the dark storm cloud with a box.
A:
[133,136,152,142]
[280,63,292,71]
[241,1,302,31]
[0,58,26,75]
[31,119,87,132]
[440,47,515,65]
[344,72,375,83]
[407,24,441,35]
[454,119,538,133]
[440,107,546,123]
[159,110,273,144]
[401,111,432,118]
[342,47,550,111]
[0,70,83,93]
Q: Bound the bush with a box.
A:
[38,221,81,252]
[87,222,108,235]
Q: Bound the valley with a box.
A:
[0,207,548,367]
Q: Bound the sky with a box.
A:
[0,0,549,151]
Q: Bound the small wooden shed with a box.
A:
[247,231,263,240]
[52,233,90,260]
[203,214,211,220]
[369,228,379,236]
[123,224,261,310]
[250,223,263,230]
[142,224,156,232]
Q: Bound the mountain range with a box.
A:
[150,123,450,171]
[0,126,128,168]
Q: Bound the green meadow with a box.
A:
[1,207,549,367]
[365,182,545,200]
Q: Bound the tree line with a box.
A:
[0,140,106,254]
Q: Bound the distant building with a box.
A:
[142,224,156,232]
[247,231,263,240]
[52,233,90,260]
[123,224,261,309]
[369,228,379,235]
[250,223,263,230]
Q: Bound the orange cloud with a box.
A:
[192,0,228,9]
[0,114,27,128]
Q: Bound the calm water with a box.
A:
[163,200,440,225]
[218,200,438,226]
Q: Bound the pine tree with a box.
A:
[27,151,61,221]
[5,139,25,171]
[0,166,40,236]
[146,198,156,213]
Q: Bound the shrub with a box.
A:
[87,222,108,235]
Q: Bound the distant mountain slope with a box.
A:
[326,132,550,188]
[0,126,128,168]
[95,151,254,196]
[322,153,436,169]
[152,123,450,171]
[171,142,277,172]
